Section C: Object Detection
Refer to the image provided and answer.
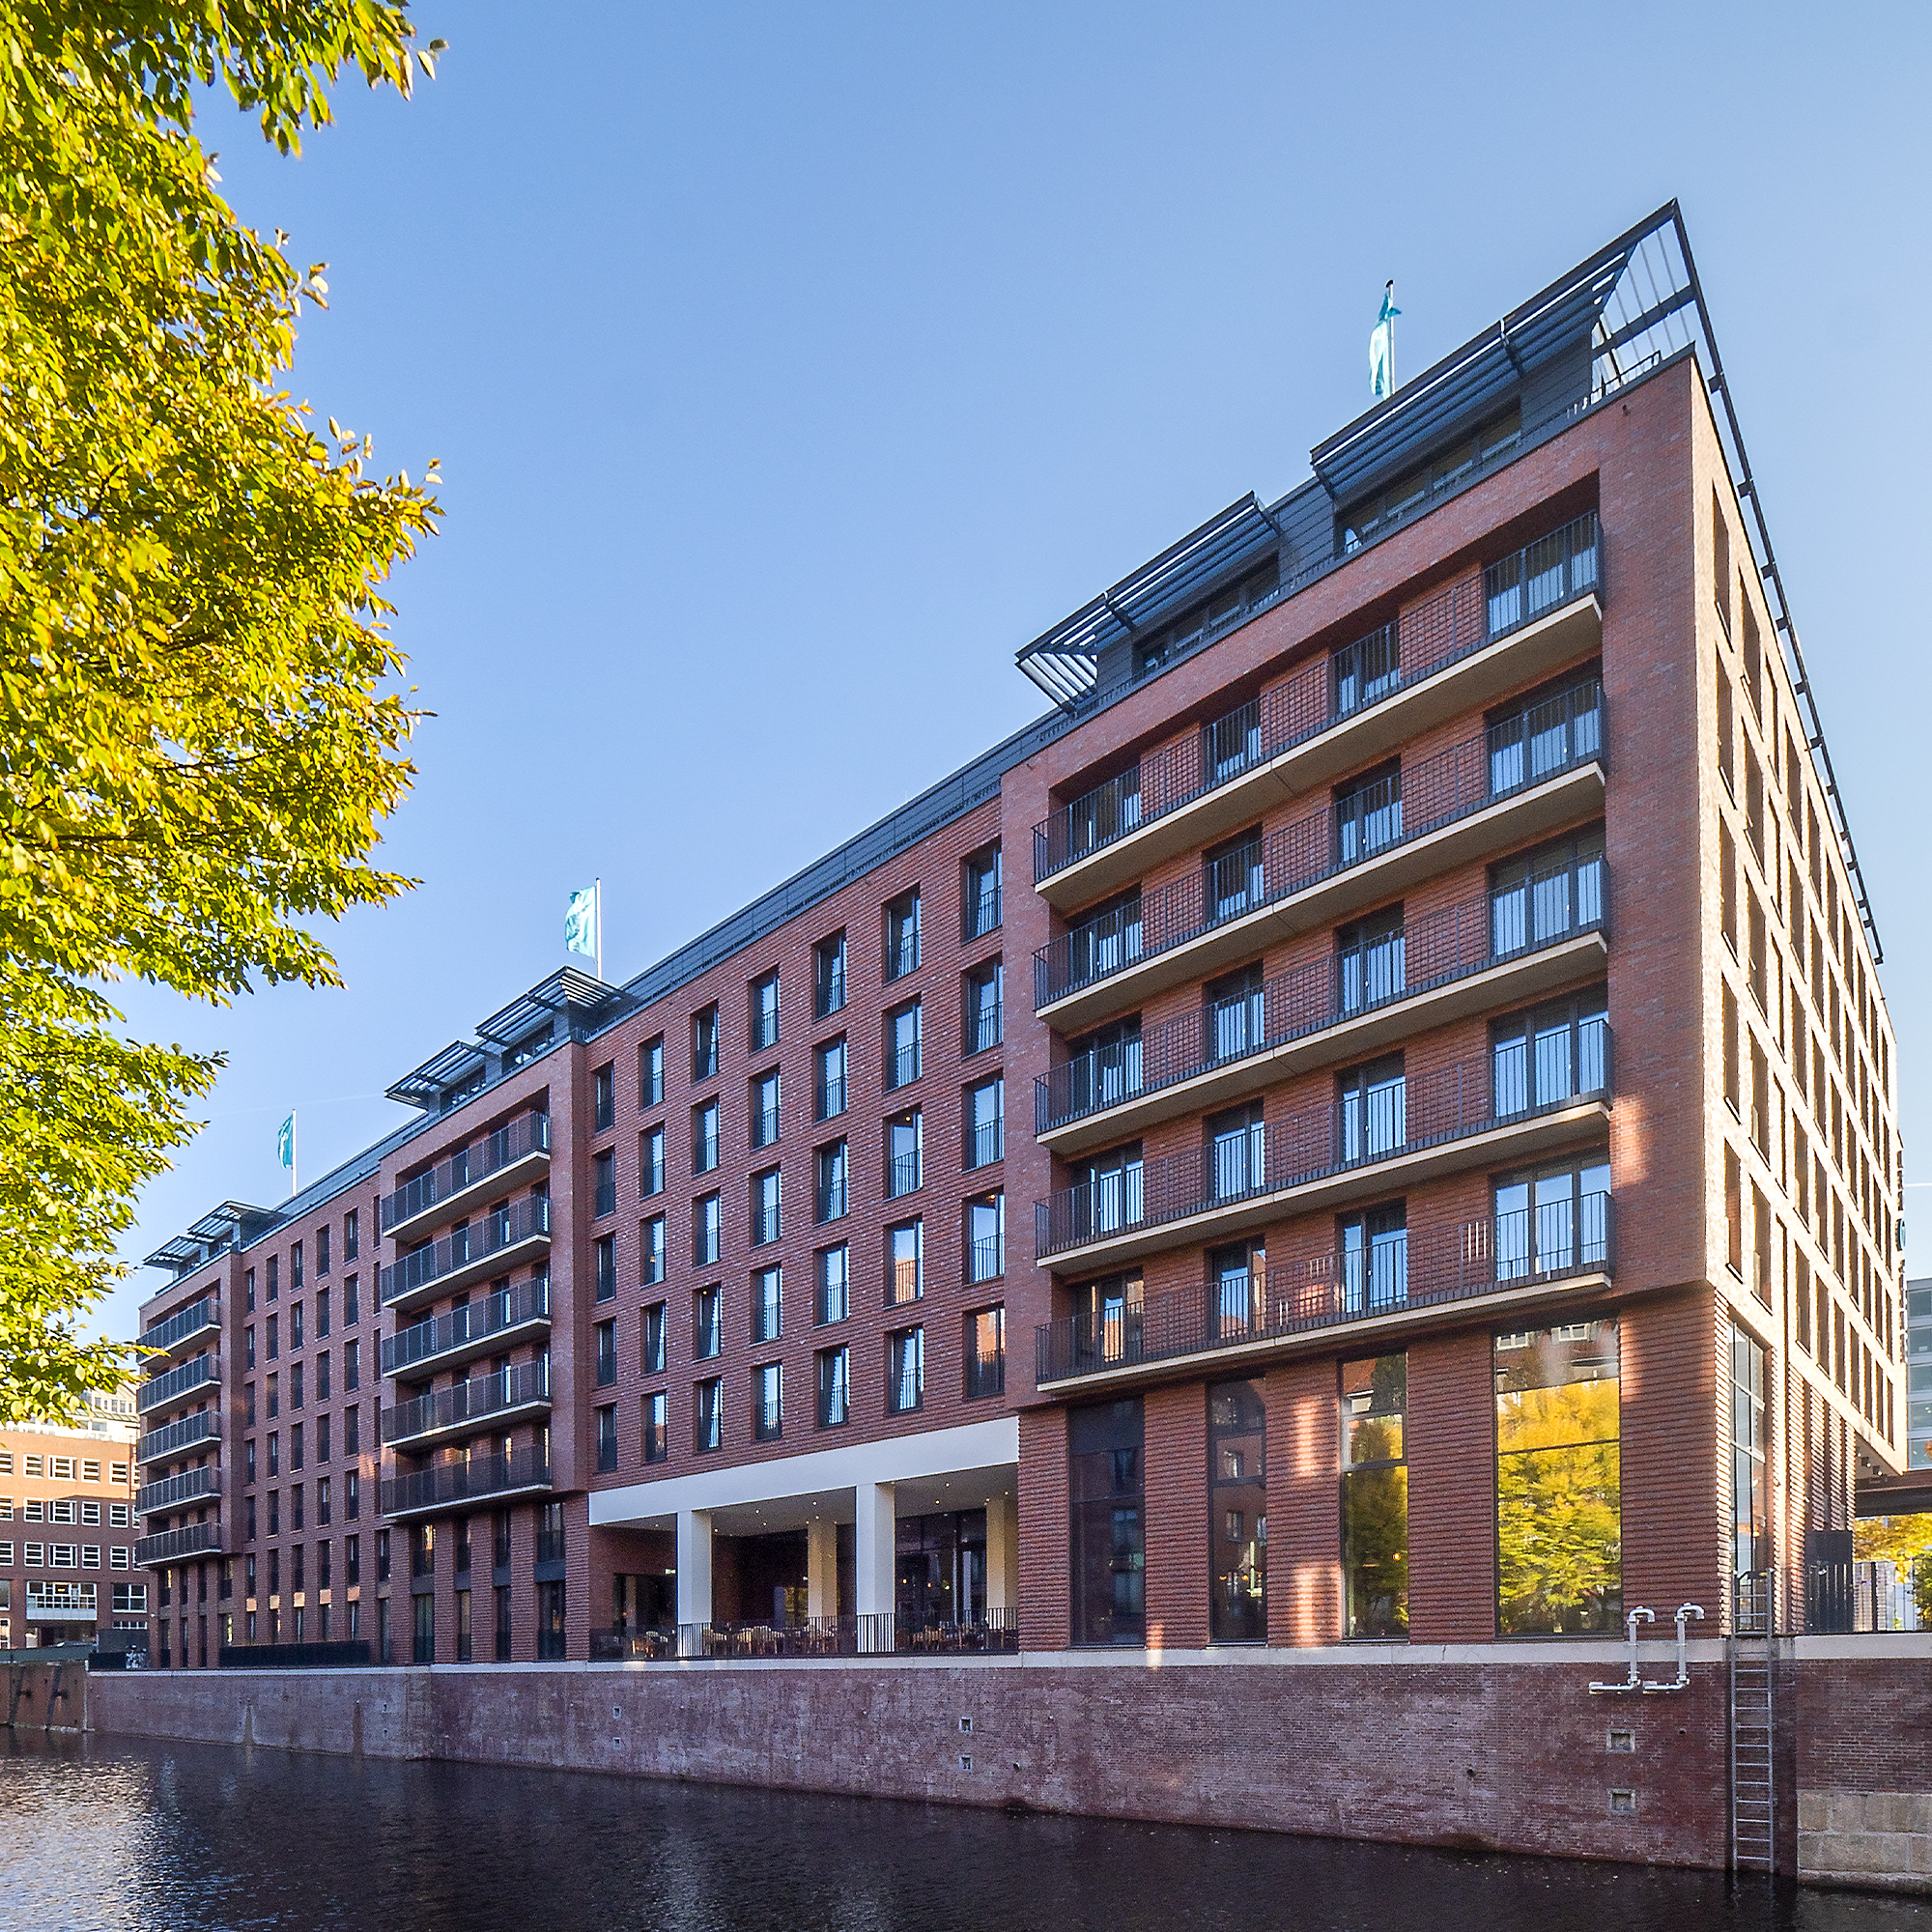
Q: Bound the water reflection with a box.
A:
[0,1729,1926,1932]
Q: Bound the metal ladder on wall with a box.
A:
[1729,1571,1776,1876]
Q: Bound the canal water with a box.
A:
[1,1730,1927,1932]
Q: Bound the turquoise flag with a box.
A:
[1369,283,1400,400]
[564,884,598,962]
[276,1111,296,1195]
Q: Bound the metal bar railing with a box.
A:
[383,1278,552,1378]
[381,1360,552,1447]
[1037,858,1606,1133]
[136,1353,217,1414]
[1036,674,1605,1008]
[142,1295,217,1353]
[1036,1032,1610,1259]
[136,1466,222,1516]
[380,1448,552,1518]
[381,1111,551,1234]
[585,1609,1022,1662]
[1034,512,1602,881]
[1037,1196,1614,1380]
[134,1520,223,1566]
[138,1409,220,1465]
[380,1196,551,1306]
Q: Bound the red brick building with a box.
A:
[136,204,1901,1711]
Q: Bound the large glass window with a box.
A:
[815,1141,848,1223]
[1493,1321,1621,1635]
[1731,1324,1767,1577]
[1205,963,1264,1063]
[965,1192,1004,1285]
[964,961,1004,1056]
[814,932,847,1018]
[887,1326,924,1413]
[1208,1102,1265,1202]
[1490,827,1605,958]
[885,891,921,980]
[887,1002,923,1091]
[1336,905,1405,1016]
[1335,761,1402,866]
[886,1220,923,1305]
[1208,1242,1262,1343]
[1493,1154,1611,1282]
[1488,670,1602,796]
[816,1346,849,1427]
[1065,1017,1142,1118]
[1339,1203,1406,1314]
[1204,831,1264,924]
[1341,1353,1407,1637]
[1208,1380,1266,1643]
[1337,1054,1405,1163]
[967,1077,1004,1169]
[1069,1399,1145,1647]
[1491,987,1608,1120]
[815,1245,849,1325]
[815,1038,846,1121]
[965,1307,1005,1400]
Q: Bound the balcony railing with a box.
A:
[381,1196,551,1308]
[382,1111,551,1236]
[136,1353,217,1415]
[968,1120,1005,1168]
[966,1235,1004,1285]
[381,1447,553,1519]
[1036,676,1604,1011]
[1034,511,1602,882]
[142,1295,217,1355]
[138,1408,220,1465]
[1036,1032,1610,1260]
[588,1608,1020,1662]
[1037,858,1607,1134]
[383,1278,552,1378]
[886,1150,922,1199]
[134,1520,224,1566]
[888,1042,922,1090]
[382,1360,552,1448]
[136,1465,222,1516]
[1037,1195,1614,1381]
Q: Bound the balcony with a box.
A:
[1037,859,1607,1154]
[382,1360,553,1453]
[134,1520,224,1566]
[1033,512,1602,906]
[142,1294,219,1357]
[1037,1196,1613,1387]
[380,1447,553,1521]
[381,1111,552,1245]
[136,1353,217,1417]
[1035,677,1604,1032]
[1036,1034,1610,1271]
[138,1408,220,1465]
[383,1278,553,1379]
[136,1465,222,1517]
[381,1197,552,1315]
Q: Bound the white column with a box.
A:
[853,1480,896,1650]
[985,1489,1018,1615]
[807,1517,839,1622]
[676,1508,713,1656]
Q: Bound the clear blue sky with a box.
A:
[103,0,1932,1340]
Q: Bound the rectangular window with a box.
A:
[885,891,921,981]
[694,1286,722,1361]
[1335,906,1404,1017]
[695,1378,723,1453]
[963,960,1004,1056]
[752,1166,782,1246]
[753,1265,782,1345]
[886,1110,923,1198]
[641,1123,666,1197]
[595,1318,617,1387]
[694,1192,721,1267]
[1335,761,1401,866]
[752,1068,781,1149]
[693,1098,721,1175]
[1731,1325,1767,1577]
[966,1076,1004,1169]
[886,1220,923,1306]
[640,1036,666,1109]
[815,1246,850,1325]
[1336,1057,1403,1163]
[1069,1399,1145,1646]
[753,1363,782,1442]
[1490,827,1605,958]
[593,1061,615,1133]
[815,1140,848,1223]
[594,1233,616,1303]
[596,1404,618,1473]
[692,1006,720,1084]
[642,1301,667,1375]
[316,1288,330,1340]
[1490,987,1608,1120]
[751,971,781,1053]
[965,1306,1006,1400]
[345,1208,358,1264]
[814,932,847,1019]
[344,1275,358,1326]
[1494,1321,1621,1635]
[816,1347,850,1428]
[642,1213,666,1285]
[291,1241,303,1293]
[886,1001,923,1091]
[887,1325,924,1413]
[290,1360,304,1409]
[1492,1153,1611,1282]
[593,1148,616,1218]
[965,1191,1005,1285]
[1208,1378,1266,1643]
[643,1391,668,1463]
[815,1037,847,1121]
[1341,1354,1407,1637]
[964,844,1002,940]
[317,1224,330,1277]
[1726,1146,1744,1275]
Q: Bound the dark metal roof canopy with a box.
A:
[474,966,620,1046]
[1012,200,1883,959]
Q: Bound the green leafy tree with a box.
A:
[0,3,442,1420]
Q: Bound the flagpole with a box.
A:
[595,877,603,983]
[1386,278,1396,391]
[290,1109,298,1198]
